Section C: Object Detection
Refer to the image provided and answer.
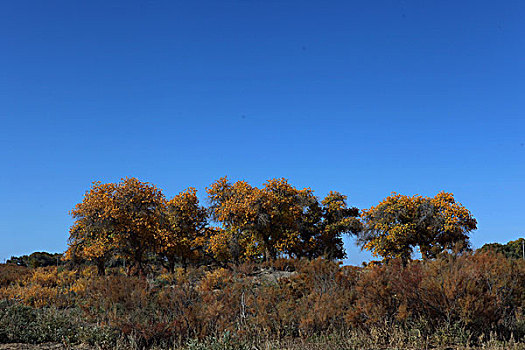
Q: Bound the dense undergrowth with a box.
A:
[1,252,524,349]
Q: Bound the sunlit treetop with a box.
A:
[359,191,477,263]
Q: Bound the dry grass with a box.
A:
[1,254,524,349]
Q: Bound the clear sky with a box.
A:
[1,0,524,265]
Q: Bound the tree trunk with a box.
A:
[134,250,145,276]
[96,259,105,276]
[168,257,176,273]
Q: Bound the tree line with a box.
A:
[66,177,477,275]
[6,252,65,268]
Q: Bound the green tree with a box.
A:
[478,238,525,260]
[7,252,64,268]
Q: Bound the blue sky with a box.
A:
[1,0,524,265]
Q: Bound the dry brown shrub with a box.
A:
[1,254,523,347]
[348,252,525,340]
[0,264,30,287]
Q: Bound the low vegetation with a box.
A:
[1,177,522,348]
[1,252,524,349]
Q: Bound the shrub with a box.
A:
[0,300,117,346]
[0,255,524,348]
[0,264,30,287]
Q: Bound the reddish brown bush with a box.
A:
[0,254,524,347]
[0,264,30,287]
[349,252,525,338]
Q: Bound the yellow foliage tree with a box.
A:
[359,192,477,263]
[318,191,362,259]
[159,187,208,271]
[207,177,361,262]
[67,177,166,275]
[66,181,119,275]
[206,177,263,262]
